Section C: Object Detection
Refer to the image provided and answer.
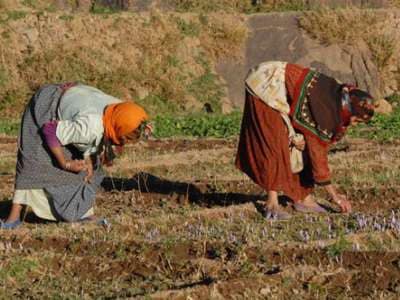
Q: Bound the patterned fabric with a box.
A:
[286,63,345,144]
[285,64,332,184]
[15,84,104,221]
[245,61,290,114]
[45,173,103,222]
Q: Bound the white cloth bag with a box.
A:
[246,61,304,173]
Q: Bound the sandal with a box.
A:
[0,219,22,230]
[264,209,291,220]
[293,202,327,213]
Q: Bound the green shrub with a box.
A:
[188,59,225,113]
[349,95,400,142]
[0,119,19,136]
[326,235,351,257]
[153,111,242,138]
[175,17,200,37]
[90,4,122,14]
[0,67,8,87]
[3,10,27,22]
[0,258,38,284]
[170,0,309,13]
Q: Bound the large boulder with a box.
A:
[216,13,383,108]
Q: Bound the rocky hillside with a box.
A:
[0,1,399,118]
[0,0,395,12]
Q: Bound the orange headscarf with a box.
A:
[103,102,148,145]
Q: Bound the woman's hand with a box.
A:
[332,193,352,213]
[64,159,86,173]
[84,156,94,183]
[291,136,306,151]
[324,184,352,213]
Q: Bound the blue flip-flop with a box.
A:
[0,219,22,230]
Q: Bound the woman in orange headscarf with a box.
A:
[1,84,151,229]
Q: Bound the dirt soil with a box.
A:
[0,138,400,299]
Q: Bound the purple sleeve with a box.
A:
[42,121,61,148]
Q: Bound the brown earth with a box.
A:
[1,138,400,298]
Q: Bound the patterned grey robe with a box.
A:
[15,84,104,222]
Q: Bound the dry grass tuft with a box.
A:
[299,9,380,46]
[171,0,309,13]
[199,13,248,60]
[391,0,400,8]
[170,0,253,13]
[299,8,400,89]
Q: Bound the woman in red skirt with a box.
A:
[236,62,375,219]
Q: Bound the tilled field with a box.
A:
[0,137,400,299]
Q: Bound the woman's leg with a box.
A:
[265,191,280,210]
[5,203,24,223]
[264,191,291,219]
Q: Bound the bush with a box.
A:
[153,111,242,138]
[349,95,400,142]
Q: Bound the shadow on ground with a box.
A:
[102,172,264,207]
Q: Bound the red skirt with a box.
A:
[235,91,314,202]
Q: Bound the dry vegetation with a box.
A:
[0,0,358,13]
[170,0,310,13]
[392,0,400,8]
[0,11,247,118]
[0,137,400,298]
[1,3,399,119]
[299,8,400,91]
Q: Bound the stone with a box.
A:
[345,40,382,99]
[215,13,387,109]
[374,98,393,115]
[221,97,234,114]
[76,0,92,12]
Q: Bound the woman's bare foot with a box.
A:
[303,195,320,206]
